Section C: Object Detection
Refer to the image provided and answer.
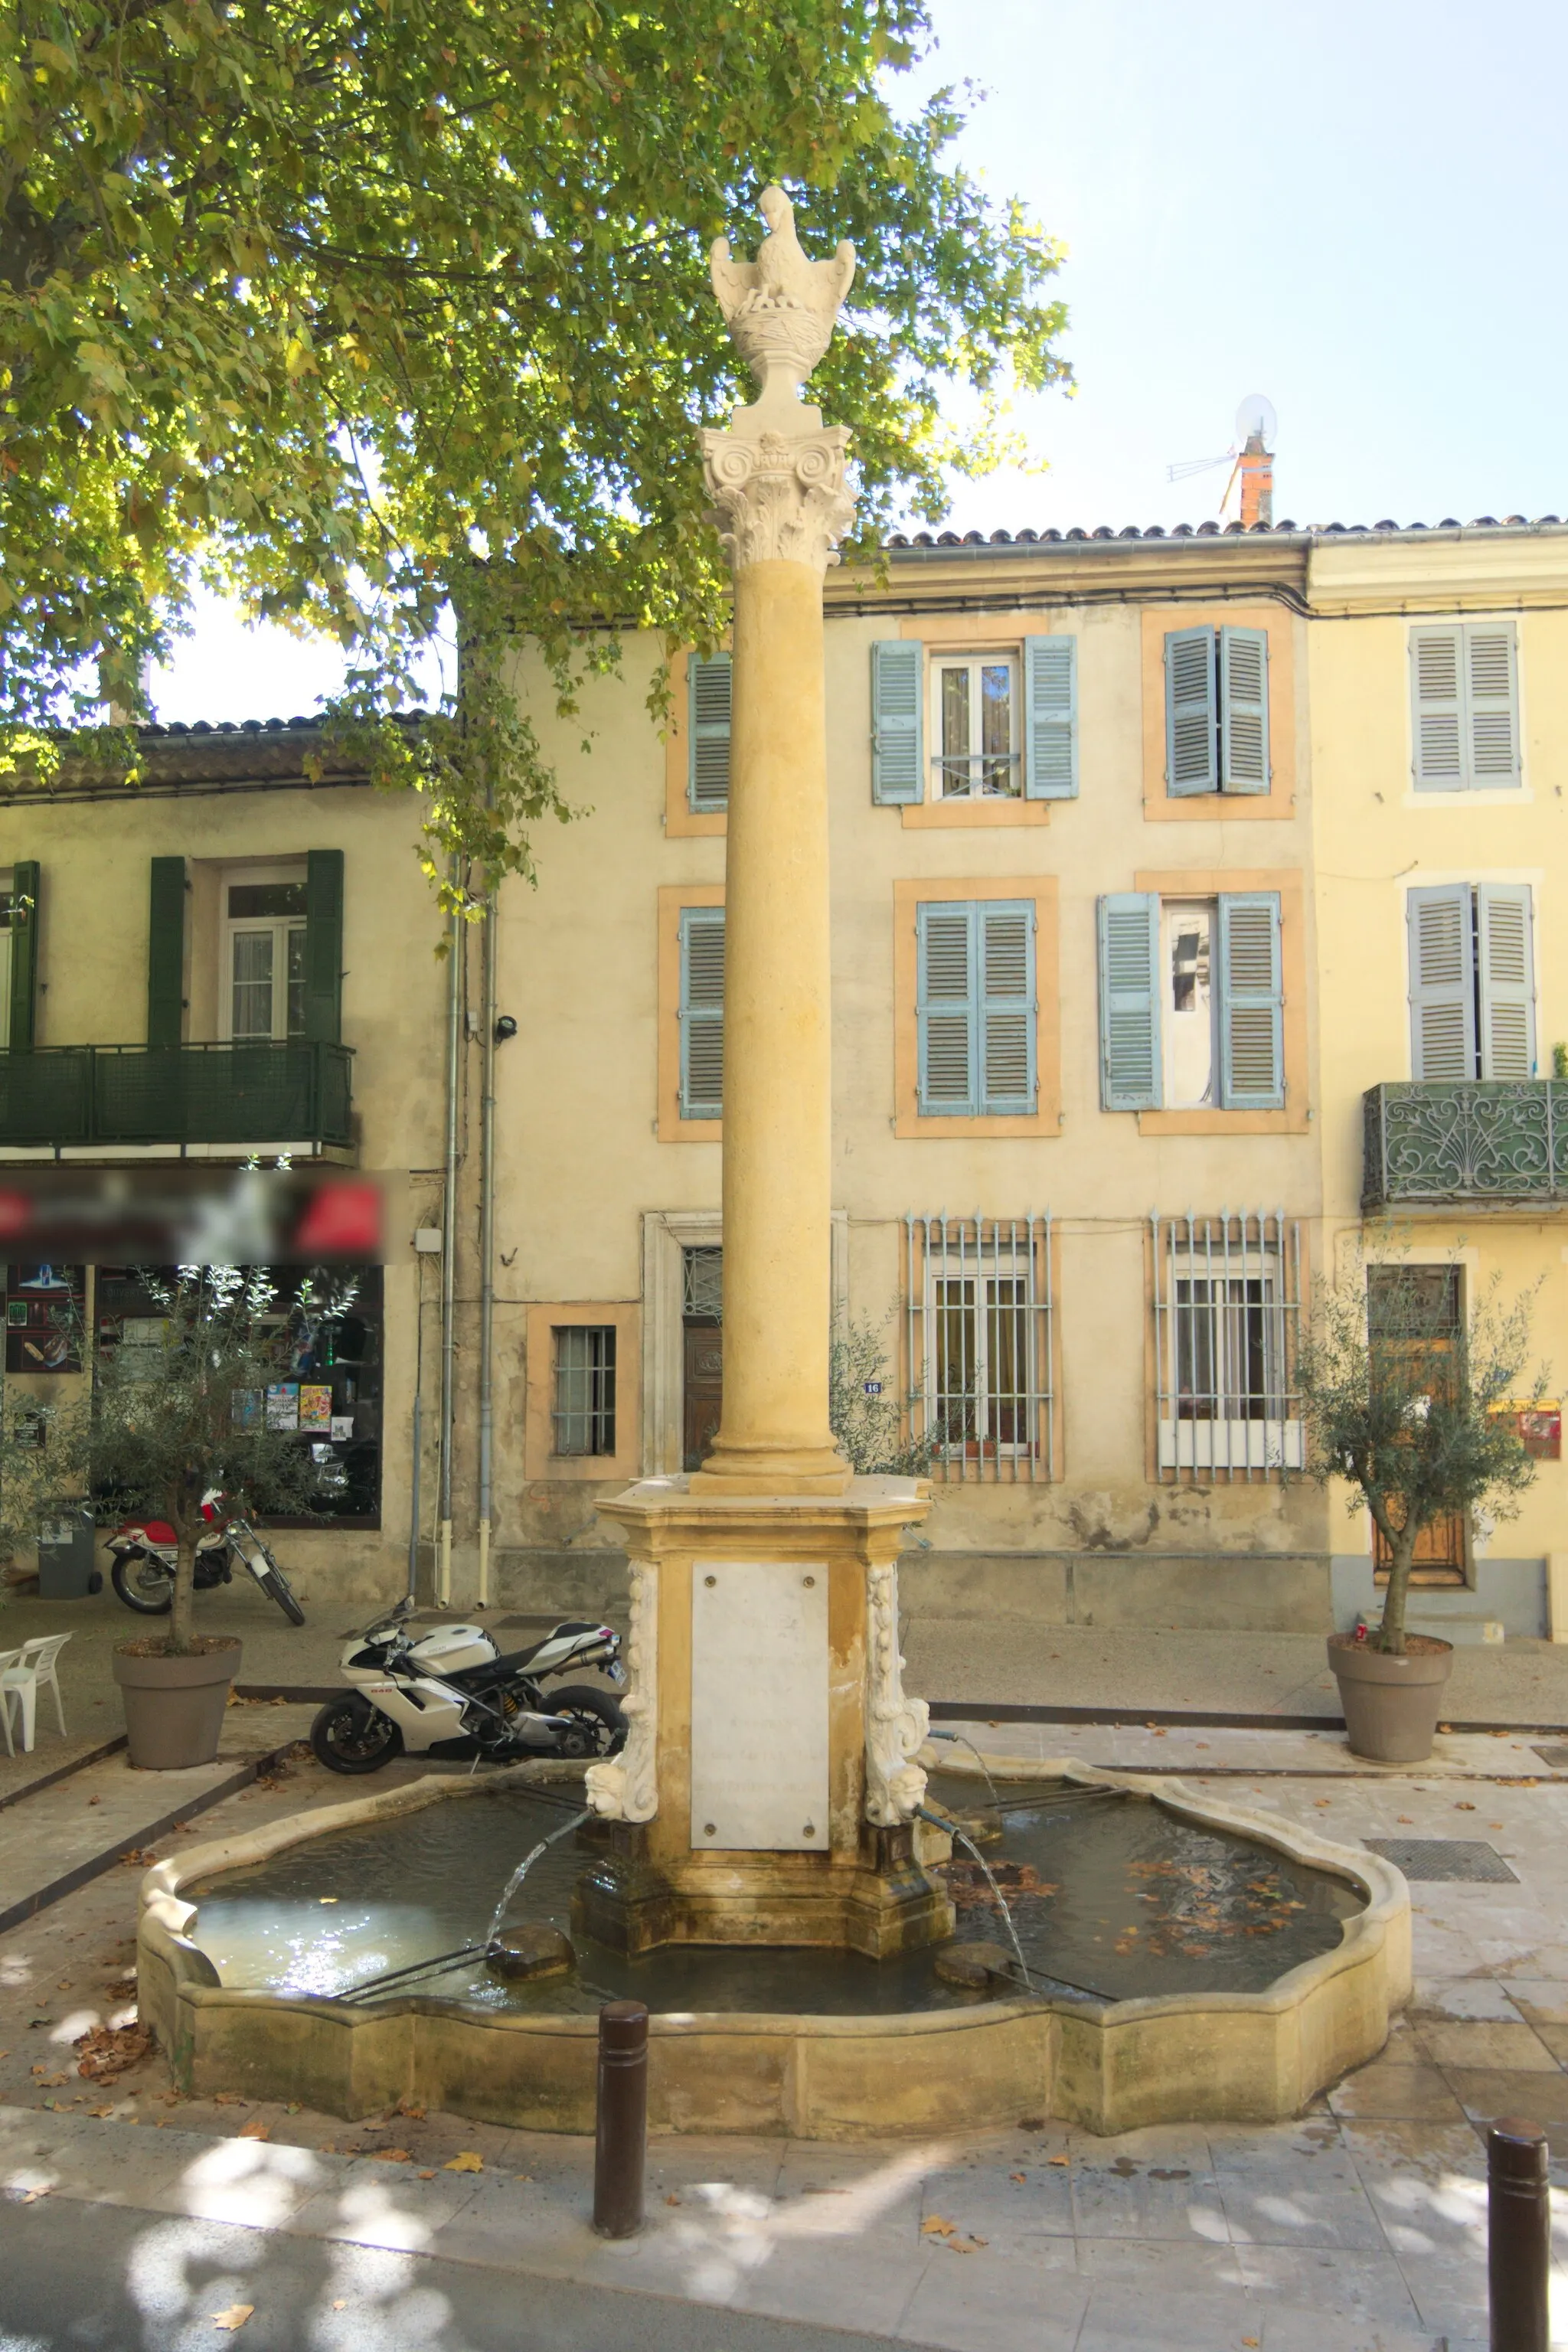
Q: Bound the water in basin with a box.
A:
[188,1774,1363,2016]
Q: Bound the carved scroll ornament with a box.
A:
[584,1559,658,1823]
[864,1562,929,1826]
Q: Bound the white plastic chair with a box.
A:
[0,1632,70,1754]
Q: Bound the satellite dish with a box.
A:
[1235,392,1277,449]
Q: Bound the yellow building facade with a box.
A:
[5,518,1561,1639]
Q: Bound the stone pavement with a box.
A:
[5,1724,1568,2347]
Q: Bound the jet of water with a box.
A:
[918,1805,1032,1994]
[487,1807,590,1948]
[926,1728,1002,1811]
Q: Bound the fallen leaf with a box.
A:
[210,2306,253,2332]
[1313,1798,1331,1808]
[418,2171,436,2180]
[1455,1802,1475,1812]
[1397,1815,1413,1824]
[514,2173,533,2183]
[1047,2154,1070,2167]
[444,2151,484,2173]
[1243,2340,1259,2348]
[1010,2171,1026,2184]
[238,2122,270,2141]
[397,2102,426,2121]
[372,2148,411,2163]
[332,2301,347,2312]
[665,2192,682,2206]
[89,2105,116,2118]
[20,2187,49,2204]
[286,2102,302,2115]
[921,2215,955,2236]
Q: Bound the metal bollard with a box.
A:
[593,1999,649,2238]
[1489,2116,1550,2352]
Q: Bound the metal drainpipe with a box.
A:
[475,880,498,1609]
[436,869,462,1607]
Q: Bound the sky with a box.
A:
[152,0,1568,723]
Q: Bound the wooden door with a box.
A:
[683,1325,724,1472]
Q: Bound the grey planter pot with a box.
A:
[1327,1632,1453,1764]
[113,1638,242,1770]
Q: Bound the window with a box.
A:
[222,867,308,1043]
[1163,626,1269,795]
[1152,1214,1302,1478]
[916,899,1036,1117]
[678,904,725,1119]
[1099,891,1283,1111]
[2,860,38,1050]
[552,1324,617,1456]
[905,1214,1054,1480]
[1407,883,1536,1080]
[688,654,732,813]
[871,638,1076,805]
[0,871,14,1047]
[1411,623,1520,791]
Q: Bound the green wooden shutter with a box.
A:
[303,850,345,1044]
[679,905,725,1118]
[1406,883,1475,1079]
[1465,625,1520,786]
[1410,626,1465,788]
[8,859,40,1050]
[978,900,1036,1113]
[1476,881,1535,1078]
[1022,635,1077,799]
[1097,893,1161,1109]
[1217,892,1284,1108]
[1219,626,1269,792]
[871,640,923,803]
[916,902,976,1113]
[146,855,187,1047]
[687,654,732,812]
[1165,627,1217,794]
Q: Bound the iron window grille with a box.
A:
[682,1246,723,1321]
[1152,1211,1302,1481]
[904,1214,1054,1481]
[552,1325,617,1456]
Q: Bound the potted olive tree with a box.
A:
[1297,1258,1543,1763]
[2,1267,336,1768]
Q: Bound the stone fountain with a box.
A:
[133,190,1413,2139]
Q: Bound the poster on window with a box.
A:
[4,1265,86,1374]
[266,1381,300,1430]
[1495,1401,1562,1460]
[298,1384,333,1432]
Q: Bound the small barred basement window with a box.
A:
[552,1325,617,1456]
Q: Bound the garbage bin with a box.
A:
[37,1512,100,1600]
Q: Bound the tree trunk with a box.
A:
[1377,1523,1421,1657]
[168,1521,198,1656]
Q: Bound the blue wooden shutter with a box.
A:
[1022,635,1077,799]
[1097,893,1161,1109]
[688,654,732,812]
[146,856,187,1048]
[679,905,725,1118]
[303,850,345,1044]
[917,902,976,1114]
[978,900,1036,1113]
[1476,882,1535,1078]
[1406,884,1475,1079]
[871,640,923,803]
[1465,625,1520,786]
[1219,626,1269,792]
[1217,892,1284,1108]
[1165,627,1217,795]
[1410,626,1465,789]
[8,860,39,1051]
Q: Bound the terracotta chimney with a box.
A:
[1237,430,1273,528]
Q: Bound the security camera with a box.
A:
[494,1014,518,1044]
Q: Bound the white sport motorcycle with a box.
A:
[309,1596,626,1775]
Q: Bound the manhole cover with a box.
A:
[1364,1838,1518,1883]
[1532,1744,1568,1771]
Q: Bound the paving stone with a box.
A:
[1442,2067,1568,2127]
[1501,1980,1568,2027]
[733,2232,926,2334]
[1328,2061,1467,2122]
[1073,2278,1259,2352]
[899,2255,1088,2352]
[1068,2156,1226,2243]
[1219,2177,1387,2251]
[1234,2242,1423,2322]
[1409,1977,1525,2023]
[1412,2018,1561,2071]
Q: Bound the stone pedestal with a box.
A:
[576,1478,953,1958]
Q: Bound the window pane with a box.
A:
[979,664,1016,795]
[1164,903,1215,1108]
[939,665,971,796]
[229,881,309,920]
[933,1276,977,1444]
[553,1325,617,1455]
[985,1276,1028,1445]
[231,929,274,1039]
[286,925,308,1039]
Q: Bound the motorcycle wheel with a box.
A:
[550,1685,627,1759]
[259,1566,306,1627]
[110,1553,174,1615]
[309,1695,403,1775]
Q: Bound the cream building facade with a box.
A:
[4,516,1563,1638]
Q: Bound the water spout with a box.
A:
[926,1729,1002,1811]
[488,1807,591,1947]
[918,1805,1031,1994]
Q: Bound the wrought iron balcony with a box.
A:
[0,1042,354,1152]
[1364,1080,1568,1209]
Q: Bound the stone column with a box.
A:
[688,188,856,1498]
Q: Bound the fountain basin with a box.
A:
[137,1758,1410,2140]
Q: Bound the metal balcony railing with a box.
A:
[1364,1080,1568,1209]
[0,1042,354,1150]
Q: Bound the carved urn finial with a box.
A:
[709,185,856,433]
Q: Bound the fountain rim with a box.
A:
[138,1752,1407,2030]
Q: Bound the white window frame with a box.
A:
[905,1214,1054,1481]
[220,861,309,1044]
[928,652,1021,802]
[1152,1213,1303,1479]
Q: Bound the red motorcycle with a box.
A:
[106,1488,305,1625]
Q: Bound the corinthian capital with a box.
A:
[700,424,857,577]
